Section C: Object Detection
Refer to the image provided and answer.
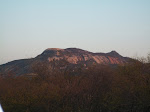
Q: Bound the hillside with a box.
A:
[0,48,130,76]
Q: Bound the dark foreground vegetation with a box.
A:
[0,58,150,112]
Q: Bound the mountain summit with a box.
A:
[36,48,127,64]
[0,48,130,76]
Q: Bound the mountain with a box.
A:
[0,48,130,76]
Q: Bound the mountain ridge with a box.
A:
[0,48,130,76]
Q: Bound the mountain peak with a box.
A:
[65,48,89,52]
[108,50,122,57]
[45,48,64,51]
[0,48,130,76]
[110,50,118,54]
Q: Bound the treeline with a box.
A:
[0,60,150,112]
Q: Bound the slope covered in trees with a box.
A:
[0,57,150,112]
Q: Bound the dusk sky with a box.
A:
[0,0,150,64]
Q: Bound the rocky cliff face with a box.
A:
[37,48,128,65]
[0,48,130,76]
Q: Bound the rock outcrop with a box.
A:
[0,48,130,76]
[37,48,128,65]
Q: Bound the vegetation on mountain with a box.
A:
[0,54,150,112]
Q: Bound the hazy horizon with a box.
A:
[1,0,150,64]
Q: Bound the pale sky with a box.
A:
[0,0,150,64]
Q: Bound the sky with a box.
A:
[0,0,150,64]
